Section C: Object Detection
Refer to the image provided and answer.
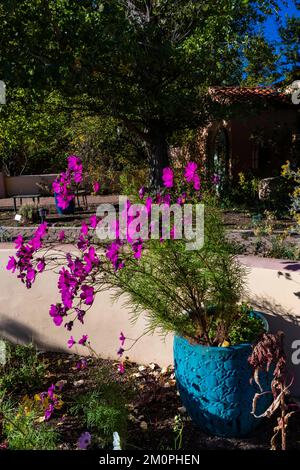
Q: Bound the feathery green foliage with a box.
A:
[106,199,255,345]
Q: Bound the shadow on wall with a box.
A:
[251,296,300,397]
[0,312,66,353]
[279,261,300,273]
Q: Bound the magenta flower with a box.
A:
[80,285,94,305]
[68,336,76,348]
[117,347,124,357]
[119,332,126,346]
[118,363,125,374]
[184,161,198,182]
[37,258,45,273]
[44,404,54,421]
[81,222,89,236]
[47,384,55,400]
[177,193,187,205]
[26,268,36,283]
[49,304,66,326]
[78,432,92,450]
[29,236,43,251]
[76,358,88,370]
[76,309,86,324]
[53,315,63,327]
[170,226,176,239]
[106,241,123,271]
[68,155,83,184]
[193,174,201,191]
[77,234,90,251]
[145,197,152,214]
[84,247,99,274]
[162,167,174,188]
[68,155,81,171]
[35,222,48,238]
[212,174,220,185]
[65,321,74,331]
[58,267,78,309]
[58,230,65,242]
[14,235,23,249]
[53,156,83,209]
[132,240,143,259]
[163,194,171,206]
[89,215,98,229]
[49,304,58,317]
[93,181,100,194]
[6,256,17,273]
[78,334,88,346]
[139,186,146,199]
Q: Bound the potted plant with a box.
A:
[52,155,83,215]
[106,202,272,437]
[18,204,40,224]
[6,160,272,438]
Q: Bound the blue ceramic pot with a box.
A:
[174,312,272,437]
[54,194,75,215]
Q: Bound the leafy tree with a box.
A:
[0,88,72,175]
[0,0,281,186]
[0,89,145,176]
[279,1,300,83]
[243,35,280,86]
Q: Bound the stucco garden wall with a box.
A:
[3,174,58,197]
[0,246,299,395]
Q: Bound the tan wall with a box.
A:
[0,245,173,367]
[0,247,299,395]
[4,174,58,197]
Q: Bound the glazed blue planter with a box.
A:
[54,194,75,215]
[174,314,272,437]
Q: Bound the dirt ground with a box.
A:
[1,352,299,451]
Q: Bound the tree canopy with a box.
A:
[0,0,287,184]
[279,0,300,83]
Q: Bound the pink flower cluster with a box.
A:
[40,382,64,421]
[53,155,83,209]
[6,222,48,288]
[162,162,201,191]
[117,332,126,374]
[7,158,216,375]
[105,199,145,271]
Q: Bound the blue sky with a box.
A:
[264,0,299,42]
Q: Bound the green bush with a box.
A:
[0,394,59,450]
[18,204,40,223]
[0,341,46,393]
[70,372,128,448]
[105,199,261,346]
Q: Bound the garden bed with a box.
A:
[1,346,300,451]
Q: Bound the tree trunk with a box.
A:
[146,123,170,191]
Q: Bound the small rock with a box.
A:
[55,379,67,390]
[161,367,168,375]
[170,373,175,379]
[138,365,146,372]
[73,379,84,387]
[140,421,148,431]
[35,416,46,423]
[132,372,142,379]
[149,363,158,370]
[150,371,159,378]
[178,406,187,414]
[164,382,171,388]
[128,414,139,423]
